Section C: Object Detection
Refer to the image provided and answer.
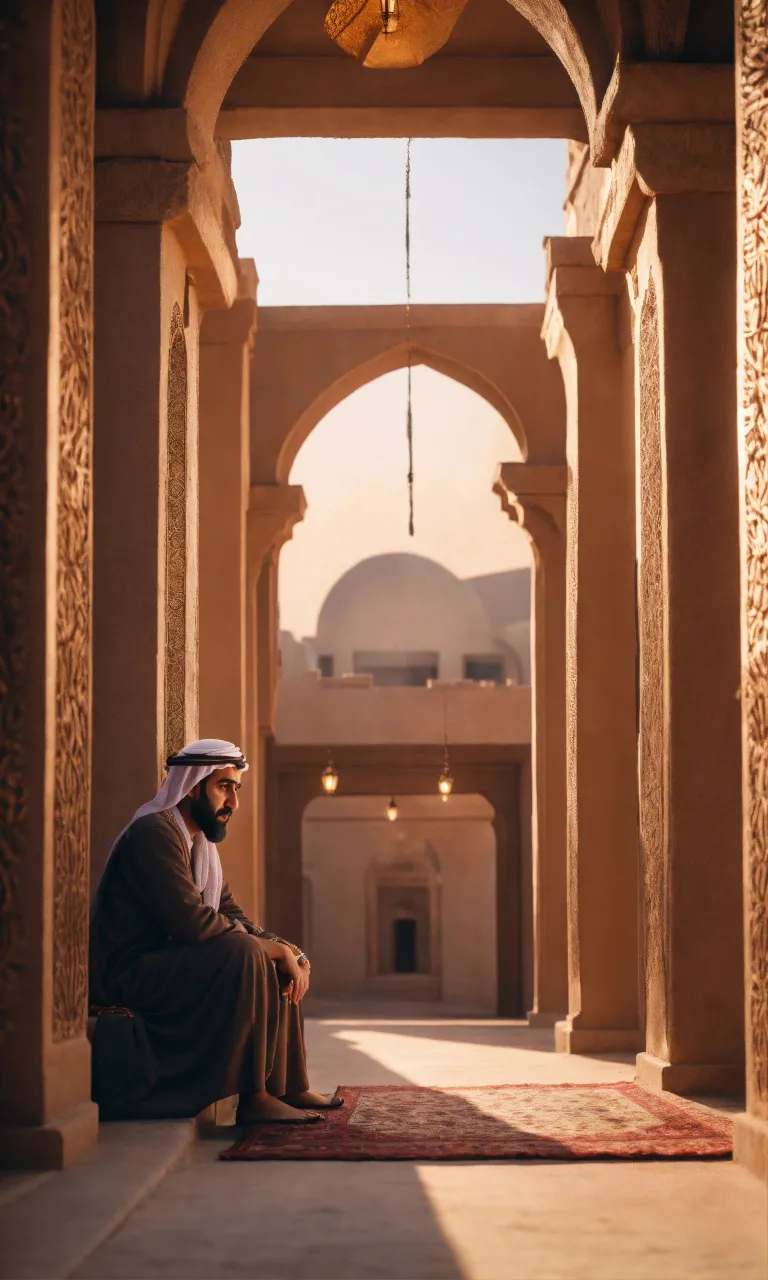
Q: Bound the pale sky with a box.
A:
[233,138,566,638]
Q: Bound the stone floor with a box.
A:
[68,1011,766,1280]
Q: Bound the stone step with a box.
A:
[0,1119,196,1280]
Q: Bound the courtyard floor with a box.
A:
[74,1009,766,1280]
[2,1009,766,1279]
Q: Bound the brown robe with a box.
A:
[90,810,309,1118]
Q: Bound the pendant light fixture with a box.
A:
[380,0,400,35]
[386,797,399,822]
[438,689,453,801]
[321,753,339,794]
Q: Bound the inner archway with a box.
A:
[302,793,498,1013]
[278,365,532,657]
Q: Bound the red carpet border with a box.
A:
[220,1081,733,1161]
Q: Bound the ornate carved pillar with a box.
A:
[495,464,568,1025]
[0,0,99,1168]
[246,485,306,918]
[198,263,258,914]
[90,146,236,882]
[542,238,640,1054]
[612,137,743,1095]
[735,0,768,1181]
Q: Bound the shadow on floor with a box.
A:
[74,1015,581,1280]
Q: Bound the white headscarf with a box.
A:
[95,739,249,912]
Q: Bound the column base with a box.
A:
[527,1010,566,1028]
[0,1100,98,1170]
[734,1111,768,1182]
[636,1052,745,1097]
[555,1019,642,1054]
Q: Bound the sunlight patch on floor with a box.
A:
[328,1024,636,1087]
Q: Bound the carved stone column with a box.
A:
[246,485,307,919]
[543,238,640,1054]
[495,465,568,1025]
[735,0,768,1181]
[630,159,743,1097]
[0,0,99,1168]
[198,263,258,914]
[90,144,240,882]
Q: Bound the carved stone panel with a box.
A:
[637,275,669,1060]
[0,3,28,1045]
[738,0,768,1114]
[164,305,188,761]
[51,0,95,1043]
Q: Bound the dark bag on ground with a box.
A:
[90,1005,157,1112]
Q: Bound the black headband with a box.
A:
[165,753,247,769]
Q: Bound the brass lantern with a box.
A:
[438,751,454,803]
[386,797,399,822]
[321,754,339,795]
[380,0,400,33]
[438,690,453,801]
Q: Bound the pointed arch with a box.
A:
[154,0,608,150]
[275,341,529,484]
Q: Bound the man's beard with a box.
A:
[190,784,232,843]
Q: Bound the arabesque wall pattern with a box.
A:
[739,0,768,1120]
[52,0,96,1044]
[164,304,189,761]
[638,274,668,1062]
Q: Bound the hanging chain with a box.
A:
[405,137,414,537]
[443,686,449,767]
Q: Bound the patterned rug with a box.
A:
[219,1082,733,1161]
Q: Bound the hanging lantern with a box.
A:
[438,689,453,801]
[386,797,399,822]
[321,754,339,794]
[438,755,454,803]
[380,0,400,34]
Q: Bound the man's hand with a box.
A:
[278,946,310,1004]
[231,919,248,934]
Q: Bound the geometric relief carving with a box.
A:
[53,0,95,1042]
[637,275,669,1060]
[0,5,29,1043]
[164,304,188,761]
[739,0,768,1111]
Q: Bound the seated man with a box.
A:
[90,738,339,1124]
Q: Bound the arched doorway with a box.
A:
[302,792,498,1012]
[265,742,528,1016]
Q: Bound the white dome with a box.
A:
[315,554,497,681]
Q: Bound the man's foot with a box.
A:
[236,1092,324,1125]
[282,1089,344,1110]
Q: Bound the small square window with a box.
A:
[464,656,504,684]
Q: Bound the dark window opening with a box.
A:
[318,655,334,677]
[464,656,505,684]
[393,918,417,973]
[353,650,438,687]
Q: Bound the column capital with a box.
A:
[591,64,734,167]
[542,237,624,359]
[94,154,239,308]
[595,122,735,272]
[247,484,307,574]
[494,463,567,548]
[201,295,257,347]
